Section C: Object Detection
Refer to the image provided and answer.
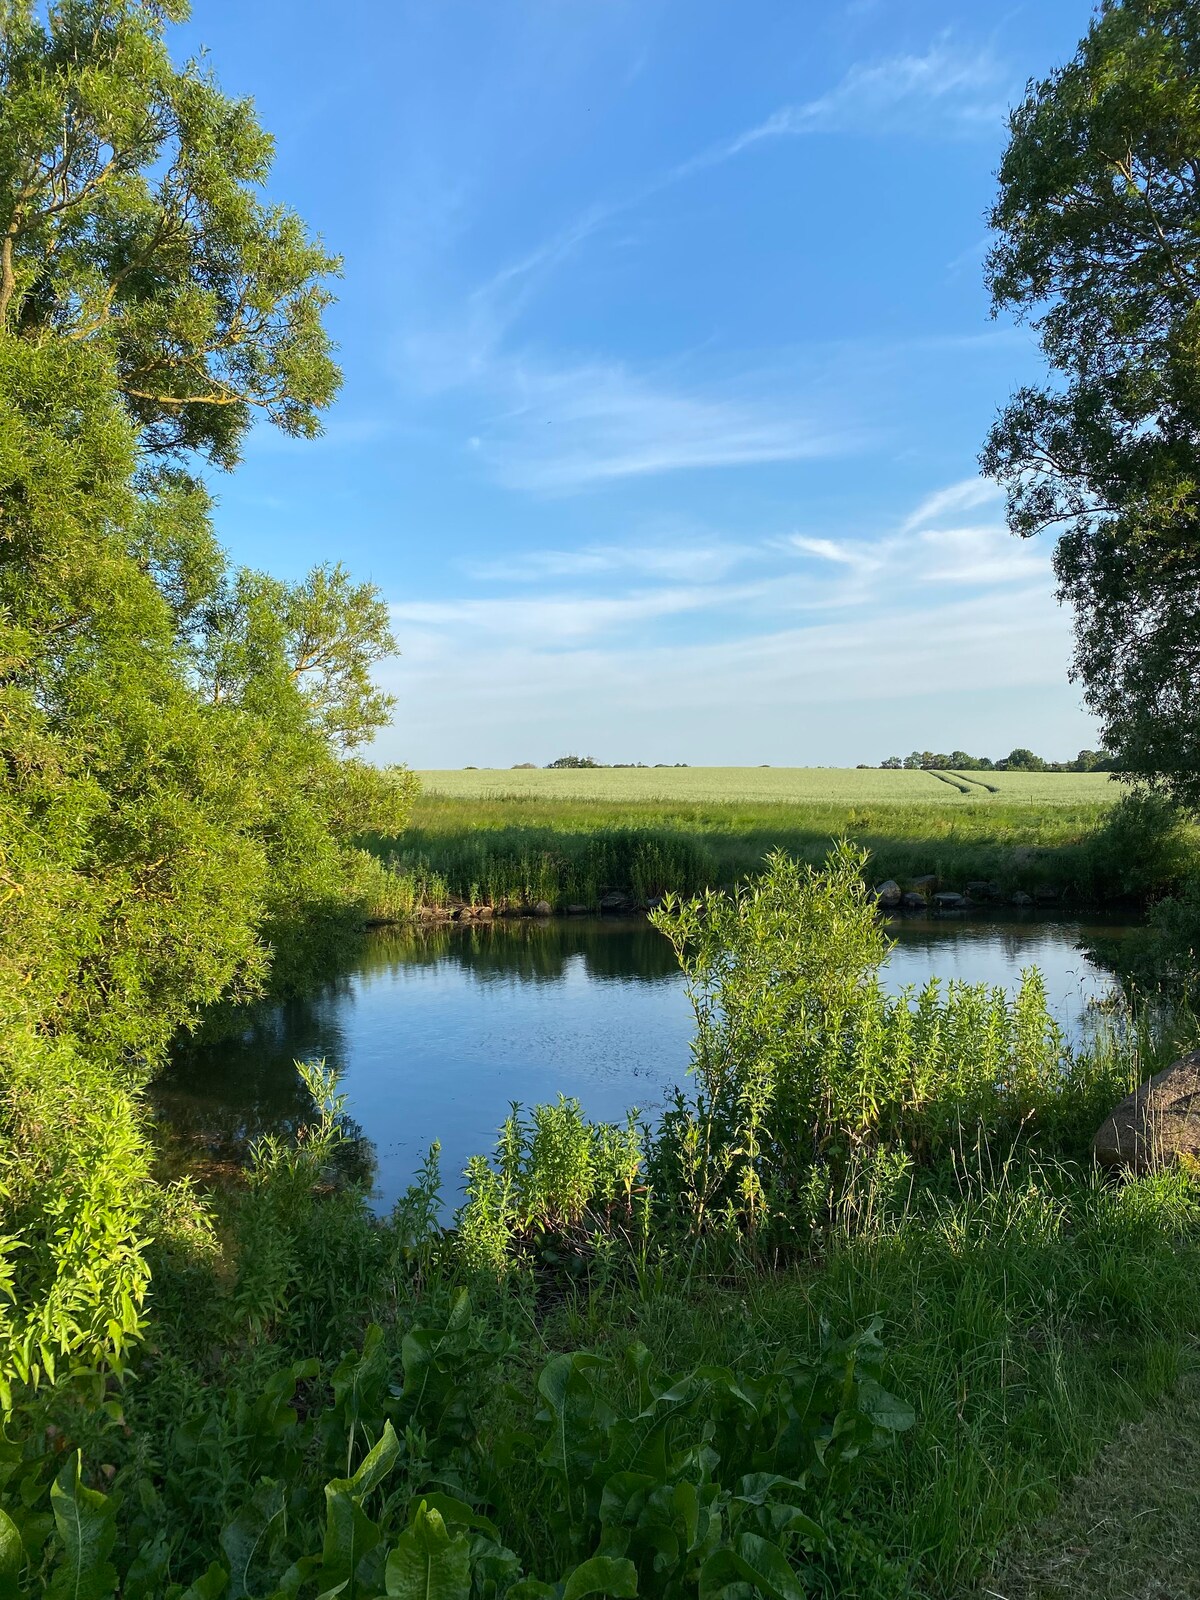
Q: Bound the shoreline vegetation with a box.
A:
[12,848,1200,1598]
[354,769,1193,926]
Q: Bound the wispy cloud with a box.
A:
[784,534,883,571]
[375,474,1083,765]
[674,38,1009,179]
[916,524,1046,585]
[463,540,749,585]
[394,34,1012,497]
[901,475,1003,532]
[473,357,855,494]
[390,582,749,646]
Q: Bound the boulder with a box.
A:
[1093,1052,1200,1172]
[599,891,630,911]
[901,891,927,910]
[1010,890,1033,907]
[966,880,1001,901]
[911,874,939,892]
[1033,884,1059,904]
[874,879,902,908]
[533,900,552,917]
[566,903,588,915]
[934,891,968,909]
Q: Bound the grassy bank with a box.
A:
[7,850,1200,1598]
[362,789,1135,916]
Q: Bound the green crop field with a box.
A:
[356,766,1140,918]
[415,766,1123,806]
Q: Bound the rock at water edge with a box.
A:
[1093,1051,1200,1172]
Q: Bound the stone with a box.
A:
[599,891,629,911]
[1033,884,1059,904]
[475,904,493,919]
[901,891,927,909]
[1093,1052,1200,1172]
[1010,890,1033,907]
[533,900,552,917]
[911,874,939,891]
[967,880,1000,901]
[566,903,588,915]
[874,879,902,908]
[933,891,968,909]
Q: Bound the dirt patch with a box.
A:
[976,1370,1200,1600]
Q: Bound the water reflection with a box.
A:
[156,911,1134,1212]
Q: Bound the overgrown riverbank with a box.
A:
[6,850,1200,1597]
[359,787,1197,920]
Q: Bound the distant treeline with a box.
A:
[870,749,1116,773]
[521,755,691,769]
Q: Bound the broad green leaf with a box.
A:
[856,1379,916,1434]
[321,1485,381,1590]
[0,1506,24,1600]
[177,1566,229,1600]
[47,1453,117,1600]
[561,1556,638,1599]
[699,1535,807,1600]
[419,1493,498,1539]
[220,1480,287,1600]
[447,1288,471,1331]
[384,1503,471,1600]
[346,1420,400,1497]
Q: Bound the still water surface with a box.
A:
[160,913,1133,1210]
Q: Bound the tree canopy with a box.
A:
[983,0,1200,807]
[0,0,340,467]
[0,1,413,1074]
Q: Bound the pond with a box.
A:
[157,912,1136,1212]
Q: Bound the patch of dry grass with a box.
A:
[976,1368,1200,1600]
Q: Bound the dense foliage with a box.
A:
[0,0,414,1491]
[0,0,414,1077]
[3,853,1198,1598]
[984,0,1200,807]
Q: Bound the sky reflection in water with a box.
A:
[160,913,1132,1212]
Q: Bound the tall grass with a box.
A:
[360,796,1139,917]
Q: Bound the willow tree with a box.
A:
[0,0,412,1070]
[983,0,1200,806]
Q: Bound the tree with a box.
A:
[0,0,340,468]
[983,0,1200,808]
[0,1,412,1072]
[1005,748,1045,772]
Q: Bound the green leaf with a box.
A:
[561,1556,638,1599]
[0,1506,24,1600]
[447,1288,471,1332]
[47,1453,117,1600]
[322,1485,381,1591]
[699,1535,807,1600]
[419,1493,498,1539]
[856,1379,916,1435]
[346,1420,401,1498]
[177,1567,229,1600]
[384,1503,471,1600]
[220,1479,287,1600]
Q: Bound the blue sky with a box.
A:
[179,0,1102,768]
